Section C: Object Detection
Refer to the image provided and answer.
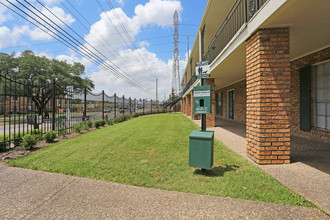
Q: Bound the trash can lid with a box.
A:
[189,130,214,139]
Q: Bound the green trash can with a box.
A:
[189,130,214,170]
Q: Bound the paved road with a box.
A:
[0,166,328,219]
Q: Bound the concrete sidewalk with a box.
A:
[0,166,328,219]
[190,117,330,214]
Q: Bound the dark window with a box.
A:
[299,65,311,131]
[216,92,223,116]
[228,90,234,120]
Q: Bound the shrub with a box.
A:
[31,129,43,135]
[94,120,103,128]
[113,117,121,123]
[81,122,89,131]
[100,119,106,126]
[44,131,57,143]
[107,119,114,125]
[10,132,25,147]
[0,135,10,151]
[85,120,93,128]
[21,134,39,149]
[73,123,82,133]
[12,136,23,147]
[93,120,100,128]
[58,127,67,137]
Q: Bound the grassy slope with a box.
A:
[7,113,314,207]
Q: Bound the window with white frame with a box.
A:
[315,60,330,130]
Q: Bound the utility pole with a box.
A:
[156,78,158,102]
[156,78,158,111]
[172,10,179,96]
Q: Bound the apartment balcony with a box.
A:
[202,0,267,64]
[182,75,198,96]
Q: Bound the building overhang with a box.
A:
[209,0,330,89]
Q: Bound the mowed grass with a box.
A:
[7,113,314,207]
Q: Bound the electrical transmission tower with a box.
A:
[172,10,180,96]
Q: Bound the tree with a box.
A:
[0,50,94,126]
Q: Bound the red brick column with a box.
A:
[206,78,215,127]
[182,97,185,114]
[246,28,291,165]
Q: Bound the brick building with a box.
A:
[181,0,330,164]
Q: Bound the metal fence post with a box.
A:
[143,99,145,115]
[151,99,153,114]
[122,95,125,115]
[134,98,136,112]
[102,90,105,120]
[129,97,132,114]
[83,87,87,121]
[244,0,248,23]
[52,79,56,131]
[114,93,116,118]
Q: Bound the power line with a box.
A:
[97,0,160,75]
[3,0,146,90]
[34,0,144,89]
[63,0,152,89]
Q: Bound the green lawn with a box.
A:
[7,113,314,207]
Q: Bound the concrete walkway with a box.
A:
[191,117,330,214]
[0,166,328,219]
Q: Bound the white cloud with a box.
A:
[28,27,54,41]
[139,41,150,47]
[115,0,124,6]
[82,0,183,98]
[0,3,75,44]
[84,7,139,51]
[89,47,187,100]
[39,6,75,27]
[0,26,17,48]
[40,0,64,6]
[0,4,13,25]
[133,0,182,27]
[56,50,92,68]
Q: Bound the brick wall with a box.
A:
[206,78,215,127]
[291,47,330,143]
[215,80,246,124]
[246,28,291,165]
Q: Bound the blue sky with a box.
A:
[0,0,206,99]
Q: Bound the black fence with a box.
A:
[0,73,168,148]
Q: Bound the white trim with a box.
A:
[290,45,330,62]
[314,60,330,131]
[312,59,330,67]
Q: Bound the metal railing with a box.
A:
[203,0,268,63]
[182,75,198,96]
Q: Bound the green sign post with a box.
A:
[193,85,211,114]
[189,61,214,171]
